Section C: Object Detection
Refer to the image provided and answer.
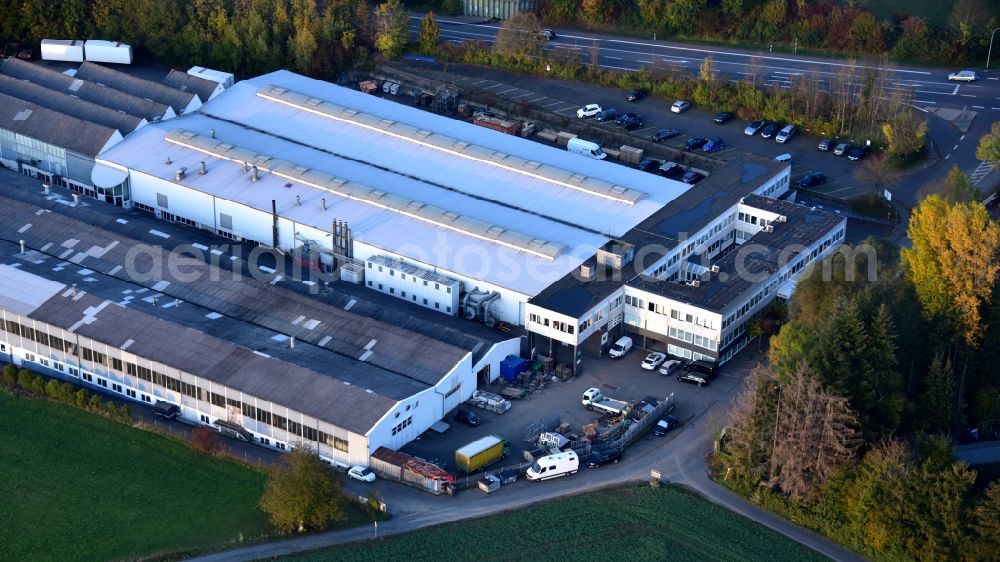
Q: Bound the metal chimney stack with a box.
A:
[199,161,207,175]
[210,128,216,139]
[321,198,326,211]
[296,195,301,206]
[251,165,258,182]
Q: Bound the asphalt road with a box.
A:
[188,349,866,562]
[414,16,1000,113]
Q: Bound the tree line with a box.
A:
[1,0,410,80]
[519,0,999,66]
[717,194,1000,561]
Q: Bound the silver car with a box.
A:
[775,125,797,143]
[658,359,682,376]
[948,70,978,82]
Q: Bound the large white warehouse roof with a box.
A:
[97,70,693,296]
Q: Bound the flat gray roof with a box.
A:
[0,178,513,388]
[0,58,171,121]
[0,73,144,134]
[75,62,197,113]
[530,154,787,317]
[628,195,845,312]
[25,288,397,434]
[0,91,119,157]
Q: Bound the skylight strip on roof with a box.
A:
[164,129,565,260]
[255,85,646,206]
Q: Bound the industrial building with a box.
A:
[0,188,518,465]
[0,58,228,202]
[92,69,690,330]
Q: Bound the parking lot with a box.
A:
[445,71,875,201]
[401,345,761,478]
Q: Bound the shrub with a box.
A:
[106,402,119,419]
[87,394,102,412]
[2,364,16,387]
[17,369,34,391]
[45,378,62,399]
[74,388,89,408]
[30,374,46,395]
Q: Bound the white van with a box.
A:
[526,451,579,481]
[608,336,633,359]
[567,137,607,160]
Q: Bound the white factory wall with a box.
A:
[351,240,531,326]
[130,170,218,228]
[364,258,460,317]
[0,309,383,466]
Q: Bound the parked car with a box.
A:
[685,136,708,150]
[619,114,644,130]
[638,159,661,173]
[670,100,691,113]
[774,153,792,164]
[775,124,797,143]
[348,466,377,482]
[702,137,726,152]
[626,88,646,102]
[652,128,681,142]
[713,111,735,124]
[744,120,765,135]
[454,408,481,427]
[541,29,557,40]
[760,122,779,139]
[817,138,834,151]
[641,352,667,370]
[658,359,683,376]
[681,170,706,184]
[596,108,620,122]
[586,448,621,468]
[577,104,601,118]
[652,415,678,436]
[609,336,633,359]
[656,162,683,178]
[152,401,180,420]
[833,142,852,156]
[677,359,718,387]
[797,172,826,188]
[616,112,639,124]
[848,145,869,161]
[948,70,978,82]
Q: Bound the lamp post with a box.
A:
[988,27,1000,70]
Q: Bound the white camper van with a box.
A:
[566,138,607,160]
[526,451,579,481]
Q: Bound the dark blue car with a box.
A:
[703,137,726,152]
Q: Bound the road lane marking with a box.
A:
[960,135,965,141]
[606,56,622,60]
[544,100,568,107]
[953,85,961,94]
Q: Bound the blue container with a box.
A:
[499,356,528,383]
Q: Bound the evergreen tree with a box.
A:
[289,0,320,74]
[920,355,957,433]
[419,12,440,55]
[859,304,905,436]
[373,0,409,59]
[967,482,1000,561]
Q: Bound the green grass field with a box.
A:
[296,485,830,562]
[0,390,274,561]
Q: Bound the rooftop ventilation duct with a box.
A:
[175,167,187,180]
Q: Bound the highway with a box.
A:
[413,16,1000,113]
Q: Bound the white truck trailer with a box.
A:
[40,39,85,62]
[84,40,133,64]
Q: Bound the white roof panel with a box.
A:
[0,264,67,315]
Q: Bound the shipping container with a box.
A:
[41,39,85,62]
[84,40,133,64]
[455,435,509,473]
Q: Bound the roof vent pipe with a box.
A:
[321,198,326,211]
[175,167,187,181]
[243,161,249,172]
[251,165,258,182]
[199,161,206,175]
[210,128,215,139]
[289,336,295,349]
[165,157,172,165]
[295,195,301,206]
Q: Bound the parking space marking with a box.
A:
[973,105,985,109]
[526,96,548,103]
[496,87,519,94]
[511,92,536,99]
[544,100,569,108]
[483,83,504,90]
[606,56,622,60]
[466,79,488,86]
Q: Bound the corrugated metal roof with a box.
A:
[0,91,120,157]
[0,58,171,121]
[164,69,219,103]
[0,74,144,134]
[75,62,197,113]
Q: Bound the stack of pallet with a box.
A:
[619,145,644,164]
[555,363,573,381]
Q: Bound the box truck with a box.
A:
[84,40,133,64]
[455,435,509,473]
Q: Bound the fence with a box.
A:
[570,393,676,457]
